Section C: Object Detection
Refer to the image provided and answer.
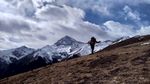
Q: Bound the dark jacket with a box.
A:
[88,37,100,45]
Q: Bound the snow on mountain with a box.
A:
[32,36,84,62]
[112,36,130,44]
[69,40,113,57]
[0,46,34,63]
[55,35,84,46]
[32,45,55,63]
[32,36,115,61]
[0,35,130,64]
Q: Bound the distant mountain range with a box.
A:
[0,35,129,79]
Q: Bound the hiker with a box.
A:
[88,37,100,54]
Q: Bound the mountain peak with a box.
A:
[62,35,75,40]
[15,46,34,51]
[12,46,35,58]
[54,35,80,46]
[17,46,28,49]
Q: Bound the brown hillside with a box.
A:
[0,35,150,84]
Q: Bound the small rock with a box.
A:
[67,73,72,77]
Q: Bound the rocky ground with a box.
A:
[0,36,150,84]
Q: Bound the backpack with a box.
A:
[90,37,96,45]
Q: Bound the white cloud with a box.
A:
[123,5,141,21]
[0,0,19,15]
[104,21,135,38]
[54,0,112,16]
[35,5,85,23]
[104,20,150,39]
[92,4,110,16]
[136,26,150,35]
[53,0,150,16]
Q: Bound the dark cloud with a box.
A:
[8,37,23,43]
[37,35,47,41]
[0,37,5,42]
[0,15,31,33]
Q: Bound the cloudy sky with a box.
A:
[0,0,150,50]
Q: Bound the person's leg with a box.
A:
[91,45,94,54]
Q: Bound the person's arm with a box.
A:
[84,41,90,44]
[96,41,101,43]
[87,41,90,44]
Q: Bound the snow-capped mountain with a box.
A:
[55,36,84,46]
[0,36,130,64]
[0,46,35,64]
[32,36,114,62]
[0,46,35,79]
[32,36,85,63]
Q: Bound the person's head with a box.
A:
[91,36,95,40]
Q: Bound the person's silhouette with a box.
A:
[88,37,100,54]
